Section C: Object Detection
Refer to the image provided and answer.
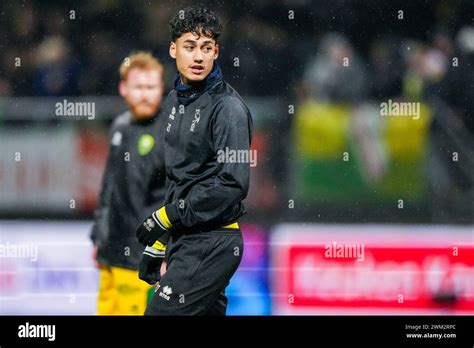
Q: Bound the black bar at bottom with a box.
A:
[0,315,472,346]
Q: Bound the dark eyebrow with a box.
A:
[183,39,214,46]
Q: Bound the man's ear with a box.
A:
[169,41,176,59]
[214,43,219,60]
[119,80,127,97]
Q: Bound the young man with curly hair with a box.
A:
[136,6,253,315]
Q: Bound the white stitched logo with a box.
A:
[144,218,155,231]
[190,109,200,132]
[159,285,173,301]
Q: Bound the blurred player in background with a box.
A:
[136,6,253,315]
[90,52,167,315]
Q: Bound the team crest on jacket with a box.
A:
[137,134,155,156]
[169,106,176,120]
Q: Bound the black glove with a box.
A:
[136,209,171,247]
[139,243,166,285]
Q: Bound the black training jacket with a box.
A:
[160,76,253,231]
[90,110,166,269]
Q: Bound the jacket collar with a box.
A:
[173,63,223,106]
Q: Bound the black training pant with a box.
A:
[144,228,243,315]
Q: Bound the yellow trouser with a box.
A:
[97,265,153,315]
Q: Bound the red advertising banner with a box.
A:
[272,224,474,315]
[0,127,108,214]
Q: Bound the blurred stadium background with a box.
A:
[0,0,473,315]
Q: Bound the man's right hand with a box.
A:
[160,260,167,278]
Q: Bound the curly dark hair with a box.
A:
[169,6,223,42]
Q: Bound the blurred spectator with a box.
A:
[33,35,80,96]
[400,40,426,101]
[300,33,368,103]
